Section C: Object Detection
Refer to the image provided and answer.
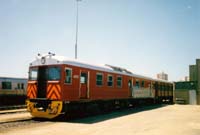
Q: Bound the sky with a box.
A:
[0,0,199,81]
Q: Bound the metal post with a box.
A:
[75,0,81,59]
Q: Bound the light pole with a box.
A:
[75,0,81,59]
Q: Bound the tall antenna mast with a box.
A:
[75,0,81,59]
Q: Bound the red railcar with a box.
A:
[26,53,173,119]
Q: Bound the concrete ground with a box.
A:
[1,105,200,135]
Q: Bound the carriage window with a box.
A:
[48,67,61,80]
[21,83,24,89]
[29,69,38,80]
[96,73,103,86]
[107,75,113,87]
[136,80,140,88]
[17,83,20,89]
[141,81,145,87]
[65,68,72,84]
[117,76,122,87]
[2,82,12,90]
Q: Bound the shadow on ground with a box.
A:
[58,104,168,124]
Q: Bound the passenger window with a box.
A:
[117,76,122,88]
[21,83,24,89]
[17,83,20,89]
[128,80,132,89]
[141,81,145,87]
[65,68,72,84]
[136,80,140,88]
[2,82,12,90]
[96,73,103,86]
[107,75,113,87]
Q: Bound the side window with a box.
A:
[21,83,24,89]
[107,75,113,87]
[161,85,164,90]
[141,81,145,87]
[96,73,103,86]
[128,80,132,89]
[17,83,21,89]
[2,82,12,90]
[136,80,140,88]
[117,76,122,88]
[159,84,161,90]
[65,68,72,84]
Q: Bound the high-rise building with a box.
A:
[157,72,168,81]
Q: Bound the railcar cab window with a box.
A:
[107,75,113,87]
[29,69,38,80]
[96,73,103,86]
[117,76,122,88]
[65,68,72,84]
[48,67,61,80]
[29,67,60,81]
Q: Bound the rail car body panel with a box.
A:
[0,77,27,106]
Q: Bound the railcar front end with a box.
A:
[26,64,63,119]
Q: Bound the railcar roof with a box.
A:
[0,77,27,82]
[30,54,172,84]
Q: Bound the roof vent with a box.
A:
[105,64,133,74]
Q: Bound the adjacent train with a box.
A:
[26,53,173,119]
[0,77,27,106]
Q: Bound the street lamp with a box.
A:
[75,0,81,59]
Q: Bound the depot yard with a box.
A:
[1,105,200,135]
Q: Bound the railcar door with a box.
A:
[37,66,47,98]
[128,80,133,97]
[80,71,89,99]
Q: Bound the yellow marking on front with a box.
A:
[26,100,63,119]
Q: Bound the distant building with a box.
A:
[189,59,200,105]
[174,59,200,105]
[185,76,190,81]
[180,76,190,81]
[157,72,168,81]
[175,81,197,105]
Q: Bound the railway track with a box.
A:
[0,111,47,133]
[0,108,27,115]
[0,118,45,133]
[0,105,26,111]
[0,111,31,123]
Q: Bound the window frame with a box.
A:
[65,68,72,85]
[96,73,103,86]
[107,74,114,87]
